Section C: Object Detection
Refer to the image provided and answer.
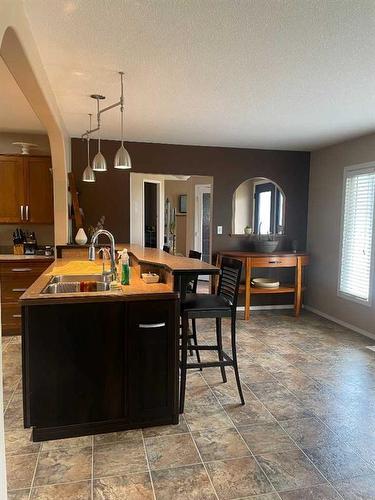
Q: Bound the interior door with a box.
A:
[0,155,25,223]
[26,157,54,223]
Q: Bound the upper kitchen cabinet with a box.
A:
[0,155,54,224]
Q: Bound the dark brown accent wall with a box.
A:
[71,138,310,256]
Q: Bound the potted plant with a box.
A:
[244,225,253,235]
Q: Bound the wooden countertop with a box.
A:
[0,255,54,262]
[20,259,178,305]
[216,251,308,257]
[57,244,219,274]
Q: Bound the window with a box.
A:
[339,165,375,304]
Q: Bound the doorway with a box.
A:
[144,182,158,248]
[194,184,212,267]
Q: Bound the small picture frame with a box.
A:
[179,194,187,213]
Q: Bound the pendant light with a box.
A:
[82,114,96,183]
[114,72,131,169]
[92,95,107,172]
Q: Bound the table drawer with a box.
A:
[250,256,297,268]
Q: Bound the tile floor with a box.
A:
[3,310,375,499]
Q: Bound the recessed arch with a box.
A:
[0,26,69,244]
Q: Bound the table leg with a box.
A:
[244,257,251,320]
[212,254,222,294]
[294,256,302,316]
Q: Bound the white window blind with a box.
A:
[339,166,375,304]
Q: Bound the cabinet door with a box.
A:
[0,156,25,223]
[127,299,178,425]
[24,302,125,428]
[26,157,54,223]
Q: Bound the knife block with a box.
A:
[13,244,24,255]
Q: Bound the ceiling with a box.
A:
[22,0,375,151]
[0,57,44,133]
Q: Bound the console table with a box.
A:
[215,252,309,320]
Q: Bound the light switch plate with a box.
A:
[217,226,223,235]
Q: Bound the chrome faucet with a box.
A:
[89,229,117,280]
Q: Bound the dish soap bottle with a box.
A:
[120,248,130,285]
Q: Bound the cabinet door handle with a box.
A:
[25,205,29,221]
[12,314,21,318]
[12,288,27,292]
[20,205,24,221]
[11,268,32,272]
[139,322,166,329]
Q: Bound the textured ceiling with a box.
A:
[23,0,375,150]
[0,57,44,133]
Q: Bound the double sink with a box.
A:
[42,274,113,294]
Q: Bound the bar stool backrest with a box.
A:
[188,250,202,293]
[217,257,242,308]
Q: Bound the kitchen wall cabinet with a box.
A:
[0,155,53,224]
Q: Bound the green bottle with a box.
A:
[120,248,130,285]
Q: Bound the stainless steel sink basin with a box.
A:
[42,274,112,294]
[50,274,113,284]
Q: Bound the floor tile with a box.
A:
[7,490,30,500]
[30,481,91,499]
[34,447,92,486]
[303,444,374,482]
[255,448,324,492]
[224,399,275,427]
[152,463,217,499]
[145,433,201,470]
[93,429,142,446]
[192,427,250,461]
[41,435,92,451]
[334,473,375,499]
[280,417,341,448]
[94,441,147,478]
[5,428,41,455]
[238,422,295,454]
[205,456,273,499]
[184,403,234,431]
[261,394,314,421]
[142,416,189,438]
[279,483,341,499]
[93,472,153,500]
[6,453,38,490]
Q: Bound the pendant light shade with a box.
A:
[92,150,107,172]
[114,72,131,170]
[82,164,96,182]
[82,118,96,182]
[114,144,131,169]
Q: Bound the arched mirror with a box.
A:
[232,178,286,235]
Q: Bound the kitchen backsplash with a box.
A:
[0,224,54,253]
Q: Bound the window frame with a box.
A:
[337,162,375,307]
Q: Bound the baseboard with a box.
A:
[304,304,375,341]
[237,304,294,311]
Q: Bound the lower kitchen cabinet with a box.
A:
[0,259,53,336]
[22,297,179,441]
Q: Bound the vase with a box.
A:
[75,228,88,245]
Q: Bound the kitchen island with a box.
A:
[20,247,218,441]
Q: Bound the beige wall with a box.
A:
[0,131,50,155]
[307,132,375,337]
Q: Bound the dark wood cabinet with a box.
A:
[22,297,179,441]
[128,300,178,424]
[0,155,53,224]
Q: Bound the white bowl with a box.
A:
[252,278,280,289]
[141,273,160,284]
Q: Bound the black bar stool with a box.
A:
[186,250,202,364]
[179,256,245,413]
